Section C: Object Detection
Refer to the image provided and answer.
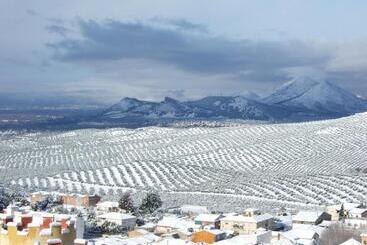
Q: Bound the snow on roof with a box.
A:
[244,208,260,212]
[6,222,19,227]
[157,216,196,230]
[98,212,136,220]
[74,239,87,243]
[154,238,195,245]
[47,239,62,244]
[318,220,334,228]
[349,208,367,215]
[92,233,160,245]
[195,214,222,222]
[340,238,362,245]
[282,228,316,241]
[292,224,325,236]
[215,231,271,245]
[140,222,156,229]
[207,229,226,235]
[96,201,119,208]
[0,214,13,219]
[221,213,273,223]
[17,230,28,236]
[180,205,209,214]
[293,211,325,223]
[39,228,52,236]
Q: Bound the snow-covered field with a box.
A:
[1,113,367,211]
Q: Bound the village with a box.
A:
[0,191,366,245]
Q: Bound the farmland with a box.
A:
[1,113,367,211]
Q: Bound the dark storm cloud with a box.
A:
[47,19,332,77]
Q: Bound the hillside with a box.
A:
[1,113,367,210]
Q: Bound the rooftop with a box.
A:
[98,212,136,220]
[293,211,325,223]
[221,213,273,223]
[195,214,222,222]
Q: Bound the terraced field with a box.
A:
[1,113,367,210]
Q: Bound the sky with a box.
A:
[2,0,367,104]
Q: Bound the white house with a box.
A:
[214,229,272,244]
[220,213,273,234]
[96,201,120,213]
[292,211,331,225]
[155,216,198,234]
[281,228,320,245]
[349,208,367,219]
[194,214,223,229]
[97,212,136,230]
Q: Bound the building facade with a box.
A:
[0,221,76,245]
[220,214,273,234]
[31,192,101,208]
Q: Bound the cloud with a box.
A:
[26,9,39,16]
[46,24,69,36]
[150,17,208,32]
[47,19,331,80]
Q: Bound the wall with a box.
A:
[191,231,216,244]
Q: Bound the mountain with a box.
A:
[102,96,289,121]
[241,91,260,101]
[101,77,367,124]
[262,77,367,116]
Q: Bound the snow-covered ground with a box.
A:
[1,113,367,211]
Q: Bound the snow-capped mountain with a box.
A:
[102,77,367,124]
[103,96,289,121]
[262,77,367,116]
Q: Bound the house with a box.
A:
[326,203,361,221]
[154,238,196,245]
[292,211,331,225]
[340,238,362,245]
[215,229,272,244]
[195,214,223,229]
[191,229,226,244]
[155,216,198,234]
[97,212,136,230]
[128,229,149,238]
[96,201,120,213]
[139,222,156,232]
[361,233,367,245]
[31,192,101,208]
[281,228,320,245]
[0,219,77,245]
[349,208,367,219]
[220,213,273,234]
[89,233,160,245]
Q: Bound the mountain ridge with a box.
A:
[102,77,367,123]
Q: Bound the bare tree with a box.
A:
[320,223,364,245]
